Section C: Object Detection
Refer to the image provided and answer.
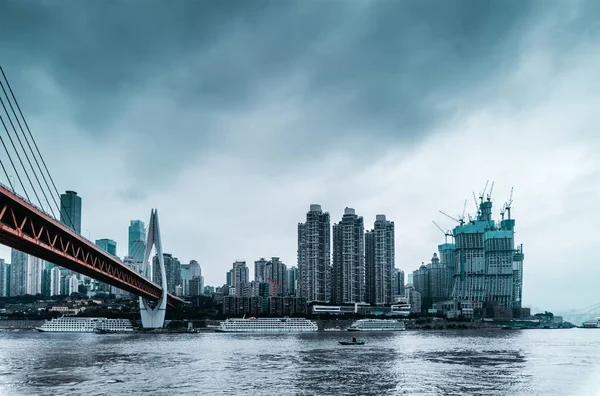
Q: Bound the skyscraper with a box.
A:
[128,220,146,263]
[95,239,117,256]
[60,190,82,234]
[179,261,200,296]
[232,261,249,289]
[365,215,395,305]
[332,208,365,304]
[265,257,287,297]
[189,260,201,278]
[448,191,524,317]
[298,204,331,302]
[254,257,268,282]
[152,253,181,294]
[9,249,42,296]
[0,259,8,297]
[287,266,299,296]
[394,268,405,298]
[50,267,61,296]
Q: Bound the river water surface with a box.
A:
[1,329,599,395]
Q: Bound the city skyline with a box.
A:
[1,2,599,312]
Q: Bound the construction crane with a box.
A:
[439,210,460,224]
[505,187,514,219]
[456,199,468,224]
[479,180,489,202]
[487,181,495,201]
[432,221,453,244]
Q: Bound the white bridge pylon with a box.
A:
[139,209,168,328]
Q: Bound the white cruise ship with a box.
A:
[36,316,134,333]
[347,319,406,332]
[216,317,318,333]
[582,317,600,328]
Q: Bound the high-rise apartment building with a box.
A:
[412,253,448,312]
[50,267,61,296]
[394,268,405,298]
[60,190,82,234]
[232,261,249,289]
[128,220,146,263]
[298,204,331,302]
[9,250,42,296]
[332,208,365,304]
[0,259,6,297]
[405,284,422,314]
[189,260,201,278]
[254,257,268,282]
[152,253,181,294]
[365,215,395,305]
[287,266,299,296]
[265,257,287,297]
[95,239,117,256]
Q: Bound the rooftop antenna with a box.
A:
[432,221,453,244]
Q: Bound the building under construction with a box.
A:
[438,183,525,318]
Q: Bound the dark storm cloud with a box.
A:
[0,0,577,184]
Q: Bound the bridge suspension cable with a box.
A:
[0,65,76,229]
[0,68,60,218]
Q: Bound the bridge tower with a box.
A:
[138,209,168,328]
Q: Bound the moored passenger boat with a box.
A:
[581,317,600,328]
[347,319,406,331]
[36,316,134,333]
[216,317,318,333]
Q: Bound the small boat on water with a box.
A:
[338,337,365,346]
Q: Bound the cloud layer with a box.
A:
[1,0,599,311]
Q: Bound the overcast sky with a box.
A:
[1,0,599,312]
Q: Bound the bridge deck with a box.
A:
[0,184,182,307]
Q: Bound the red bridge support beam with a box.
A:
[0,184,182,307]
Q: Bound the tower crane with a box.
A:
[479,180,489,202]
[487,181,495,201]
[432,221,453,244]
[439,210,460,224]
[457,199,467,224]
[505,187,514,219]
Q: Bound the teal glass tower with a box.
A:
[60,191,81,234]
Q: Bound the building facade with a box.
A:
[412,253,449,312]
[287,266,299,296]
[0,259,6,297]
[449,193,524,316]
[60,190,82,234]
[128,220,146,263]
[9,250,42,296]
[95,239,117,256]
[232,261,249,290]
[394,268,405,298]
[254,257,268,282]
[297,204,331,302]
[265,257,287,297]
[332,208,365,304]
[365,214,395,305]
[50,266,61,296]
[152,253,182,294]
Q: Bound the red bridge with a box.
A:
[0,184,182,307]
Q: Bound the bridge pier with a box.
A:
[138,209,168,328]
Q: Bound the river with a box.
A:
[0,329,599,395]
